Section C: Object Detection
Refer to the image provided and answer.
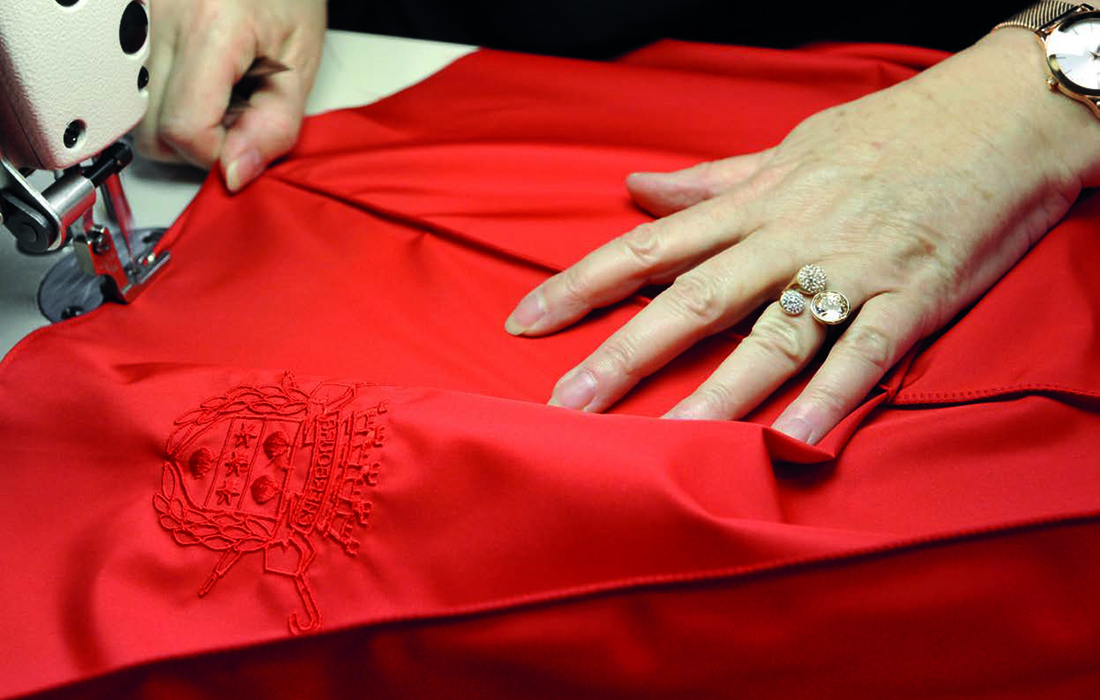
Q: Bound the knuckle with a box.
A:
[858,214,959,285]
[693,383,736,416]
[838,323,895,374]
[695,161,727,198]
[802,386,847,416]
[620,223,664,268]
[271,113,301,147]
[667,273,725,325]
[556,267,593,308]
[258,121,300,160]
[749,315,805,369]
[597,339,639,380]
[900,222,959,275]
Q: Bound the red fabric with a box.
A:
[1,41,1099,698]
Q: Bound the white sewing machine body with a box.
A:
[0,0,150,170]
[0,0,165,315]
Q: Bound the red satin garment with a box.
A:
[2,41,1099,699]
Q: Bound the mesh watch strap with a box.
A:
[994,1,1085,31]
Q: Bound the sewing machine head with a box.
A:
[0,0,150,170]
[0,0,167,317]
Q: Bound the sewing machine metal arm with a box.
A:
[1,142,169,307]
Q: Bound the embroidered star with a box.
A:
[234,424,258,448]
[224,452,249,476]
[215,478,240,506]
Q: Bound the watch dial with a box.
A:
[1047,16,1100,91]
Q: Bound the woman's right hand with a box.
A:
[134,0,326,191]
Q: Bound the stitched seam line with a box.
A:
[893,383,1100,405]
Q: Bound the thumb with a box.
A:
[219,77,305,193]
[625,149,773,217]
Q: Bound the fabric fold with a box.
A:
[2,40,1099,698]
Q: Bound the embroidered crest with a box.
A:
[155,373,388,634]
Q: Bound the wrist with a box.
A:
[962,26,1100,188]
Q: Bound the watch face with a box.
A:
[1047,14,1100,93]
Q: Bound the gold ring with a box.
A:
[780,264,828,316]
[779,265,852,324]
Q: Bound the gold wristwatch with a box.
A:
[995,2,1100,117]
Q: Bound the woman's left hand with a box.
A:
[504,29,1100,444]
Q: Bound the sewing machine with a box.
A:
[0,0,167,321]
[0,10,471,346]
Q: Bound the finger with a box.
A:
[546,234,798,413]
[771,293,921,445]
[220,72,308,192]
[663,300,827,421]
[625,149,773,217]
[506,191,760,337]
[156,12,253,168]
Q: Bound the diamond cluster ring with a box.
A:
[780,264,851,325]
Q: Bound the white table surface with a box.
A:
[0,31,474,358]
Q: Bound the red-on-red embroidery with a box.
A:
[154,373,388,633]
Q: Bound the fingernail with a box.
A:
[224,149,262,192]
[505,290,546,335]
[771,415,813,443]
[548,369,597,411]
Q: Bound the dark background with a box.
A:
[328,1,1034,58]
